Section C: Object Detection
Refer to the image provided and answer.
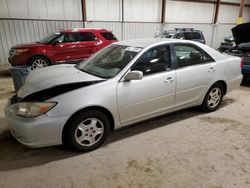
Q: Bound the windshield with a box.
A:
[77,44,142,79]
[155,32,174,38]
[39,32,61,44]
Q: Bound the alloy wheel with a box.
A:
[207,87,221,108]
[74,118,104,147]
[31,59,48,69]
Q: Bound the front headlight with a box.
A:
[13,48,29,55]
[8,102,57,118]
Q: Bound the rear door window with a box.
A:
[100,32,117,40]
[192,32,202,39]
[78,32,97,42]
[174,44,214,68]
[184,32,193,40]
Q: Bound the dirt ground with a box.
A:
[0,70,249,188]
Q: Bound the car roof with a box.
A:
[114,38,192,48]
[61,28,112,33]
[114,38,225,61]
[164,30,202,33]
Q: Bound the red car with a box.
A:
[9,28,118,69]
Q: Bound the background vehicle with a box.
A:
[5,39,242,151]
[226,43,250,79]
[224,22,250,79]
[218,36,235,52]
[8,28,118,69]
[155,28,206,44]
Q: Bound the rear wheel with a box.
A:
[29,56,50,70]
[63,110,110,152]
[201,83,224,112]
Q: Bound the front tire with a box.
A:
[201,83,224,112]
[29,56,50,70]
[63,110,110,152]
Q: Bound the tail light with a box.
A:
[240,59,243,69]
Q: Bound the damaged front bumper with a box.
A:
[4,97,69,148]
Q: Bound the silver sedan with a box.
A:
[5,38,243,151]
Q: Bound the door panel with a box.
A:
[117,71,176,125]
[175,63,216,108]
[78,41,98,60]
[117,44,176,125]
[77,32,99,60]
[173,43,216,108]
[52,42,79,62]
[52,33,79,62]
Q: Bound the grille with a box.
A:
[10,94,22,104]
[9,49,15,57]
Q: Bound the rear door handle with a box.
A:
[164,77,175,83]
[69,45,77,48]
[208,66,216,72]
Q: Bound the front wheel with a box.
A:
[29,56,50,70]
[201,83,224,112]
[63,110,110,152]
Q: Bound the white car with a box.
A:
[5,38,243,151]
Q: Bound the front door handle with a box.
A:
[164,77,175,83]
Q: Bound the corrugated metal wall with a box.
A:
[1,0,250,66]
[0,0,83,66]
[0,19,83,65]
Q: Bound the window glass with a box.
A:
[174,44,213,68]
[192,32,201,39]
[78,32,97,41]
[39,32,60,44]
[174,33,184,39]
[100,32,117,40]
[55,33,77,43]
[77,45,141,78]
[131,45,171,75]
[184,32,193,40]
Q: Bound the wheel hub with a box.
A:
[208,87,221,108]
[75,118,104,146]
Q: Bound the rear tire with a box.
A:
[201,83,224,112]
[29,56,50,70]
[62,110,110,152]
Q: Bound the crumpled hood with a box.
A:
[17,64,104,99]
[232,22,250,45]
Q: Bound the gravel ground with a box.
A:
[0,71,249,188]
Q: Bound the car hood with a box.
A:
[17,64,105,99]
[12,42,45,49]
[232,22,250,45]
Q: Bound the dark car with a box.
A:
[218,36,235,52]
[9,28,118,69]
[224,22,250,80]
[155,28,206,44]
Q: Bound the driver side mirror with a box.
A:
[124,71,143,81]
[51,40,60,45]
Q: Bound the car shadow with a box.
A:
[0,69,11,78]
[0,97,236,171]
[241,79,250,87]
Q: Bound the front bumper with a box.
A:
[4,99,69,148]
[8,53,29,66]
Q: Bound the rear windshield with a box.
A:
[100,32,117,40]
